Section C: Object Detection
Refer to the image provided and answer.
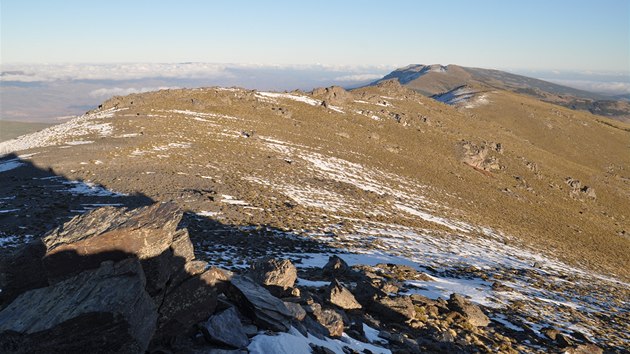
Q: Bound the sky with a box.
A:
[1,0,629,73]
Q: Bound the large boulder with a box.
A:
[154,268,224,338]
[0,203,227,352]
[248,258,297,297]
[0,258,156,354]
[41,203,184,289]
[447,293,489,327]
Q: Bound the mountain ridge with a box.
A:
[371,64,630,122]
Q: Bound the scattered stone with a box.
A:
[327,279,362,310]
[447,293,489,327]
[322,255,349,277]
[283,301,306,321]
[564,343,603,354]
[371,296,416,322]
[565,177,596,200]
[541,326,560,340]
[201,307,249,349]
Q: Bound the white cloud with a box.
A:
[0,63,395,82]
[333,73,385,82]
[88,86,181,98]
[0,63,233,82]
[542,78,630,94]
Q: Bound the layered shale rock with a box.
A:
[0,203,224,353]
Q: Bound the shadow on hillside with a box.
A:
[0,153,571,353]
[0,153,154,245]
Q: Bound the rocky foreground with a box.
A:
[0,204,612,353]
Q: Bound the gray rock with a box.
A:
[0,258,156,353]
[311,308,345,338]
[202,307,249,349]
[327,280,361,310]
[447,293,489,327]
[248,258,297,297]
[284,301,306,321]
[322,255,349,277]
[371,295,416,322]
[155,268,221,337]
[41,203,183,286]
[225,275,293,332]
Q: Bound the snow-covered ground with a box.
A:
[0,107,125,156]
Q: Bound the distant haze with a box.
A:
[1,63,629,123]
[0,63,393,122]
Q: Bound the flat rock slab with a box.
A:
[225,275,292,332]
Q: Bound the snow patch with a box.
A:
[0,159,25,173]
[0,107,124,156]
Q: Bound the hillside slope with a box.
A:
[1,83,629,352]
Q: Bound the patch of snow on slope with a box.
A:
[0,107,125,156]
[248,326,390,354]
[0,159,25,173]
[62,180,127,197]
[395,203,471,233]
[433,86,476,105]
[220,194,249,206]
[166,109,242,121]
[405,276,497,307]
[256,91,321,106]
[256,92,345,113]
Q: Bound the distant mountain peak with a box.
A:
[370,64,630,122]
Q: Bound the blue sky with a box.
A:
[2,0,629,72]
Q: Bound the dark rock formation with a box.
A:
[0,258,156,353]
[322,255,349,277]
[201,307,249,349]
[224,275,293,332]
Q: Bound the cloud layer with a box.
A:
[0,63,392,83]
[88,86,181,98]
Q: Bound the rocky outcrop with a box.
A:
[458,140,503,172]
[565,177,597,200]
[311,86,353,105]
[0,258,156,353]
[0,203,225,353]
